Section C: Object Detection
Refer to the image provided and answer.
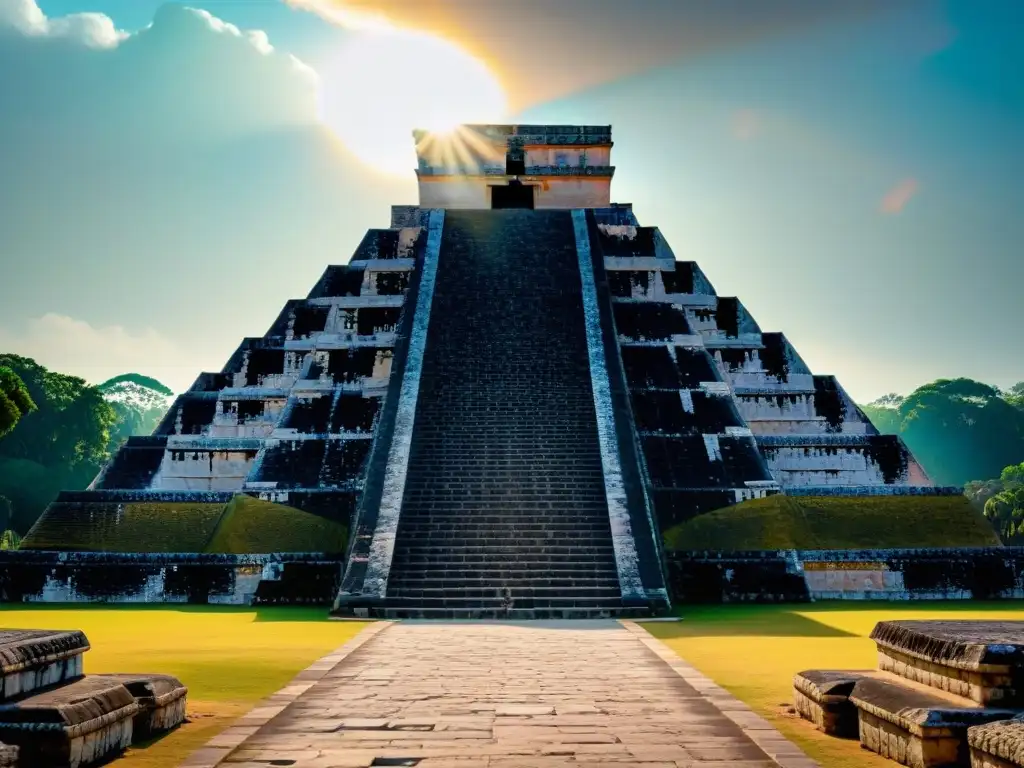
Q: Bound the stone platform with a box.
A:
[795,621,1024,768]
[0,675,138,767]
[185,620,817,768]
[0,630,89,700]
[871,622,1024,706]
[99,674,188,738]
[969,716,1024,767]
[0,630,187,766]
[793,670,872,737]
[851,677,1014,767]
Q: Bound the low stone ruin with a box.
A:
[794,621,1024,767]
[0,629,186,767]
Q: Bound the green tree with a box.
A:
[1007,382,1024,413]
[985,486,1024,543]
[0,355,117,532]
[0,367,36,438]
[861,398,901,435]
[97,373,173,452]
[1002,462,1024,486]
[977,462,1024,543]
[97,374,173,397]
[863,379,1024,486]
[965,478,1005,510]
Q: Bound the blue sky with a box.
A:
[0,0,1021,400]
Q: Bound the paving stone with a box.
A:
[202,621,815,767]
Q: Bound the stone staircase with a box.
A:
[379,210,641,618]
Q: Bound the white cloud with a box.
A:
[0,0,410,398]
[0,0,125,47]
[0,2,320,153]
[0,314,201,393]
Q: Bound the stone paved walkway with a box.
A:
[196,620,817,768]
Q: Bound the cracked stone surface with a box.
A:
[220,620,794,767]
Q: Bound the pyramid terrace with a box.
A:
[20,124,954,617]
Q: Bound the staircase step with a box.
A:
[388,568,621,580]
[388,578,620,589]
[391,557,614,569]
[387,586,623,599]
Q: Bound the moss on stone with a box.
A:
[203,495,347,554]
[21,501,227,553]
[663,494,1001,551]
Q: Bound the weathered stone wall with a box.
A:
[413,124,614,210]
[597,210,933,497]
[36,216,430,550]
[665,548,1024,603]
[0,552,343,605]
[525,146,611,167]
[595,221,781,544]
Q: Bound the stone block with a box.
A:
[793,669,873,737]
[0,630,89,701]
[0,742,15,767]
[969,717,1024,768]
[99,674,188,739]
[850,676,1016,768]
[0,675,138,767]
[871,621,1024,706]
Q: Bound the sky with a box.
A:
[0,0,1021,401]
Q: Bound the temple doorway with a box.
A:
[491,180,535,209]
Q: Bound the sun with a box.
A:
[318,29,507,176]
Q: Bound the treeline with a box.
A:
[0,355,172,534]
[860,379,1024,486]
[860,378,1024,543]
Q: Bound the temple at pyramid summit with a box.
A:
[21,124,950,617]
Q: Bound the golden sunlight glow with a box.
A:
[318,29,507,176]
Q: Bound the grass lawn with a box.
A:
[644,602,1024,768]
[0,605,368,767]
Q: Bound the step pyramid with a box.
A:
[23,124,944,617]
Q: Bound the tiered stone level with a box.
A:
[24,123,947,616]
[0,630,186,767]
[794,621,1024,767]
[594,214,932,497]
[24,216,431,549]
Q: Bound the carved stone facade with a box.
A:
[414,124,614,210]
[23,124,951,617]
[595,216,933,495]
[23,219,431,550]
